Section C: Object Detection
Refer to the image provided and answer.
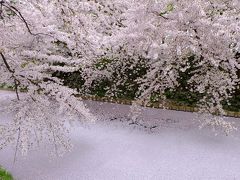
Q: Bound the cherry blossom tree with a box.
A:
[102,0,240,134]
[0,0,122,157]
[0,0,239,158]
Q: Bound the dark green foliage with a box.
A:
[61,71,85,92]
[165,55,203,106]
[52,55,240,112]
[0,83,14,89]
[95,58,113,70]
[165,90,201,106]
[107,57,149,99]
[222,89,240,112]
[89,78,111,97]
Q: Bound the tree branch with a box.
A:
[0,52,20,100]
[1,1,53,37]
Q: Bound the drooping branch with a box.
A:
[0,52,20,100]
[1,0,53,37]
[0,0,3,19]
[0,52,14,73]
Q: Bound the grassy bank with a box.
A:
[0,166,13,180]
